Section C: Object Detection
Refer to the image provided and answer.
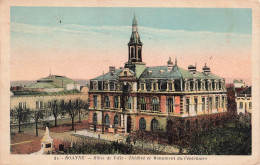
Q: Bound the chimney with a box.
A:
[188,65,196,73]
[167,57,173,72]
[109,66,116,73]
[202,63,211,75]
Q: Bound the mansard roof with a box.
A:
[140,65,223,80]
[92,69,123,81]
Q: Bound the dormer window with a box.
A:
[104,82,109,91]
[169,83,172,91]
[167,80,174,91]
[152,82,158,91]
[124,71,127,76]
[93,82,98,90]
[115,83,119,91]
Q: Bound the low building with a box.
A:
[236,86,252,116]
[25,75,81,92]
[10,75,88,124]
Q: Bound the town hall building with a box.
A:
[88,15,227,134]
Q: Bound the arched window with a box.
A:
[114,115,118,126]
[93,113,97,123]
[105,96,110,108]
[131,47,134,58]
[105,114,110,126]
[139,117,146,131]
[167,98,174,113]
[151,118,159,131]
[152,97,159,112]
[140,97,146,110]
[114,96,119,109]
[138,47,142,59]
[127,97,132,109]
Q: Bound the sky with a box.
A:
[10,7,252,84]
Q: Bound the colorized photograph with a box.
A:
[10,7,252,155]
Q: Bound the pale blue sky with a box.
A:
[10,7,252,84]
[11,7,251,34]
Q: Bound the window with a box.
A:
[215,97,219,109]
[45,143,51,148]
[194,82,197,91]
[239,102,243,109]
[104,83,108,90]
[152,97,159,112]
[222,96,224,108]
[249,102,252,109]
[219,82,222,90]
[93,113,97,123]
[139,117,146,131]
[36,101,43,109]
[131,47,134,58]
[168,83,172,91]
[140,97,146,110]
[105,114,110,126]
[115,83,119,91]
[194,98,198,113]
[186,98,190,113]
[190,81,193,91]
[141,83,145,90]
[167,98,174,113]
[19,102,26,109]
[114,96,119,109]
[105,96,110,108]
[124,71,127,76]
[93,82,97,90]
[114,115,119,126]
[202,98,206,111]
[185,81,189,91]
[94,95,98,108]
[209,97,212,111]
[127,97,132,109]
[151,119,159,131]
[138,47,142,59]
[153,83,157,91]
[110,82,114,90]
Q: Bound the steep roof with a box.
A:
[238,86,251,95]
[92,69,122,81]
[140,65,222,80]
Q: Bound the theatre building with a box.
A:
[88,15,227,134]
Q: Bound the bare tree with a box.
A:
[46,100,62,127]
[75,99,88,123]
[10,107,30,133]
[30,110,44,136]
[64,100,77,130]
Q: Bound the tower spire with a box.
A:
[128,14,143,63]
[175,57,177,66]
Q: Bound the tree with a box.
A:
[64,100,77,130]
[30,110,44,136]
[75,99,88,123]
[47,100,62,127]
[10,107,30,133]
